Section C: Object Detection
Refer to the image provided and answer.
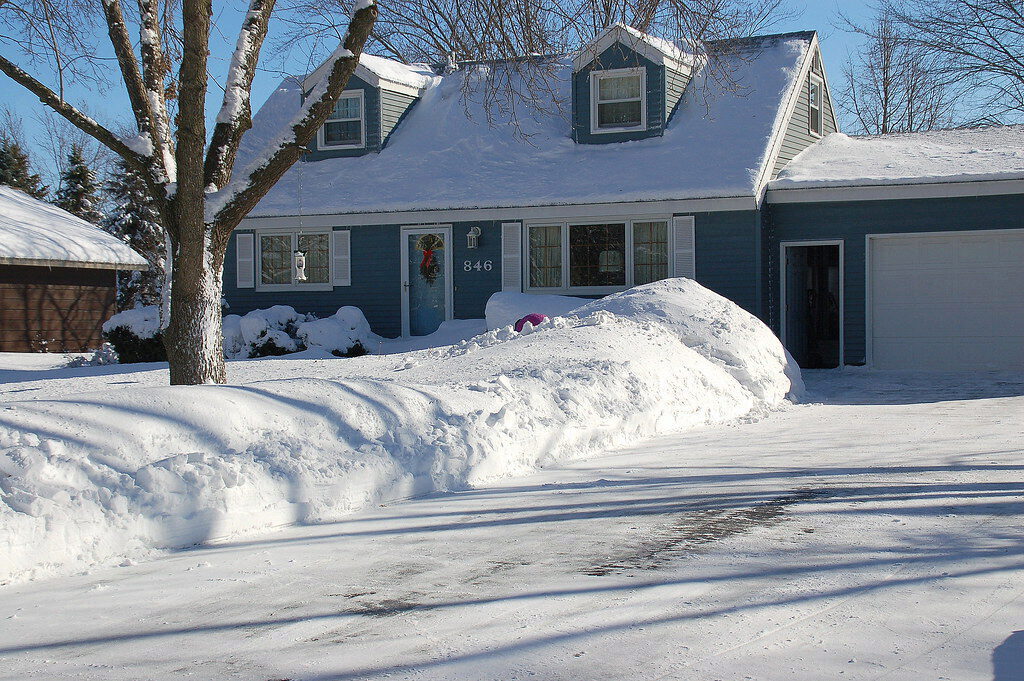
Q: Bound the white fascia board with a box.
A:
[241,196,756,230]
[0,256,146,270]
[573,24,692,72]
[752,33,818,207]
[765,178,1024,204]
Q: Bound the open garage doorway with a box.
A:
[781,241,843,369]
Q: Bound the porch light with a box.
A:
[293,250,308,282]
[467,225,481,249]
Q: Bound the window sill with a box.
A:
[255,283,335,292]
[589,125,646,135]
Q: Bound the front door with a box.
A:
[782,242,842,369]
[401,227,452,336]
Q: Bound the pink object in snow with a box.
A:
[514,313,549,332]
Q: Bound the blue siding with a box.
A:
[691,210,763,318]
[305,75,381,160]
[573,43,666,144]
[765,192,1024,364]
[224,221,505,339]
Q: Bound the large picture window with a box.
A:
[258,230,331,289]
[590,68,646,133]
[526,218,671,293]
[319,91,364,148]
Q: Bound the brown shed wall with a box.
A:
[0,264,117,352]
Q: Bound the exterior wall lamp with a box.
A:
[467,225,482,249]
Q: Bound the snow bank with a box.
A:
[485,292,590,330]
[0,280,800,583]
[296,306,377,355]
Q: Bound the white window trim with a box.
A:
[808,74,824,138]
[316,90,365,149]
[523,215,672,295]
[255,228,335,292]
[589,67,647,135]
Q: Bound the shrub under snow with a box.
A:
[0,278,801,583]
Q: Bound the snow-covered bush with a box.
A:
[102,306,166,363]
[65,343,120,368]
[223,305,313,359]
[296,306,373,357]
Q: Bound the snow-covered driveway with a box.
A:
[2,370,1023,680]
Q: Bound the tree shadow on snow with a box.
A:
[994,631,1024,681]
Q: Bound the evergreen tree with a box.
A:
[104,157,166,309]
[54,145,104,224]
[0,139,48,198]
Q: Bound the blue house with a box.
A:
[226,25,1024,372]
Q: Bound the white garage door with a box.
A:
[870,230,1024,371]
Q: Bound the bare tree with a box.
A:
[0,0,378,384]
[882,0,1024,123]
[838,8,962,134]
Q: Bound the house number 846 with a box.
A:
[463,260,493,272]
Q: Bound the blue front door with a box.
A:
[406,230,448,336]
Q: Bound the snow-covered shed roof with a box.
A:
[770,126,1024,190]
[0,185,147,270]
[241,31,815,219]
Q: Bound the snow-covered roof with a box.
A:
[770,126,1024,190]
[302,52,438,94]
[0,185,147,269]
[243,32,814,219]
[572,23,694,71]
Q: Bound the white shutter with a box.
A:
[671,216,696,279]
[332,229,351,286]
[236,233,255,288]
[501,222,523,291]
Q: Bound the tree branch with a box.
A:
[210,1,378,232]
[0,53,147,169]
[99,0,155,141]
[203,0,276,190]
[137,0,175,182]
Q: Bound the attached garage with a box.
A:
[0,185,147,353]
[868,230,1024,371]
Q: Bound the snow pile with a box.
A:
[485,291,590,330]
[0,185,148,268]
[771,126,1024,189]
[102,306,161,339]
[0,280,800,583]
[223,305,312,358]
[574,279,804,403]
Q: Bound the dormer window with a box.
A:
[319,91,365,148]
[590,68,646,134]
[808,75,823,137]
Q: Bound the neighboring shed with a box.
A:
[0,185,147,352]
[766,127,1024,371]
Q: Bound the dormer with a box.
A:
[302,54,436,160]
[572,24,696,144]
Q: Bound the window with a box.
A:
[258,230,331,289]
[590,68,646,134]
[318,91,364,148]
[526,218,671,292]
[808,75,823,137]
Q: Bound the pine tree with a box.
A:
[54,145,104,224]
[0,139,48,198]
[104,157,166,309]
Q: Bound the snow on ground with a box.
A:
[0,280,797,584]
[0,185,147,268]
[0,370,1021,680]
[770,126,1024,189]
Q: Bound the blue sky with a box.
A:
[2,0,874,182]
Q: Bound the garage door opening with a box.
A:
[782,242,842,369]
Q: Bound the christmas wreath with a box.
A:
[415,233,444,285]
